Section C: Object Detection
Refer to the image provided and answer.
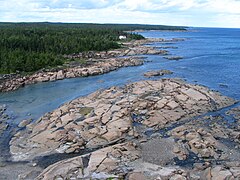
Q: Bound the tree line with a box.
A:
[0,23,186,74]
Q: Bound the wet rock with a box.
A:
[167,110,240,175]
[0,123,9,134]
[219,83,229,88]
[144,69,173,77]
[37,142,194,180]
[171,125,221,160]
[18,119,32,128]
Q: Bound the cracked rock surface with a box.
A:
[34,109,240,180]
[9,78,239,179]
[10,78,235,161]
[36,142,140,180]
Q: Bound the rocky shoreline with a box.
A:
[1,34,239,180]
[0,57,144,92]
[0,38,184,93]
[7,78,240,179]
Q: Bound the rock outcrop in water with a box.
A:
[9,78,239,179]
[10,78,235,161]
[0,38,182,93]
[144,69,173,77]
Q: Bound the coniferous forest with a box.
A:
[0,23,186,74]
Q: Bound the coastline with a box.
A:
[0,38,184,93]
[8,78,240,179]
[0,30,240,179]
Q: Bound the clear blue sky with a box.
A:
[1,0,240,28]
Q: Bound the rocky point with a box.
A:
[0,37,182,93]
[8,78,240,179]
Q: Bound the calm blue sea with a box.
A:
[140,28,240,99]
[0,27,240,124]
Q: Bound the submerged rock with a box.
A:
[164,56,183,60]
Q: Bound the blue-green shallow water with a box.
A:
[0,27,240,125]
[0,60,156,124]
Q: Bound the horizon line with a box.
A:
[1,21,240,29]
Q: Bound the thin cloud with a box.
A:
[39,0,122,9]
[0,0,240,28]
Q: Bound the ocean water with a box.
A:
[0,27,240,125]
[140,28,240,99]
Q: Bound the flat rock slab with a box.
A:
[36,142,139,180]
[9,78,236,162]
[36,139,240,180]
[141,138,176,166]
